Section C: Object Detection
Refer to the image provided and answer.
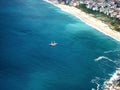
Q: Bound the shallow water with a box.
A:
[0,0,120,90]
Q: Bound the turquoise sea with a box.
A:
[0,0,120,90]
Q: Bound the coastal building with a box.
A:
[67,0,120,20]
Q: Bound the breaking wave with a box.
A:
[91,77,101,90]
[94,56,120,66]
[103,69,120,90]
[94,48,120,90]
[104,49,120,54]
[104,50,113,54]
[94,56,113,62]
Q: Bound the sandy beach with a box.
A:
[44,0,120,42]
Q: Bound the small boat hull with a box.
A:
[49,42,57,46]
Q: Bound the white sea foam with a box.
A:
[91,77,101,90]
[96,83,100,90]
[95,56,105,61]
[104,49,120,54]
[104,69,120,90]
[91,88,95,90]
[94,56,115,63]
[109,70,120,82]
[43,0,50,3]
[116,68,120,70]
[104,50,113,53]
[43,0,58,6]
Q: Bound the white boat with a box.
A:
[49,41,57,46]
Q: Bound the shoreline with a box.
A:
[44,0,120,42]
[104,70,120,90]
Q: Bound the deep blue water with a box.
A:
[0,0,120,90]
